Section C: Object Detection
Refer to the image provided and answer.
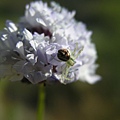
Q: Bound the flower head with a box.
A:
[0,1,100,84]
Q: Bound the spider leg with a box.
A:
[74,46,84,59]
[72,43,78,56]
[61,64,71,83]
[71,43,84,59]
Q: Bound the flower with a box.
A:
[0,1,100,84]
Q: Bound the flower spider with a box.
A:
[57,44,84,83]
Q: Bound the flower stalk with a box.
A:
[37,84,45,120]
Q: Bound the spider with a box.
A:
[57,44,84,83]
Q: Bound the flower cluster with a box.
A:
[0,1,100,84]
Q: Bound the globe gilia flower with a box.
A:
[0,1,101,84]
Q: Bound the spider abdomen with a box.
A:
[57,49,70,61]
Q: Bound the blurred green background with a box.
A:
[0,0,120,120]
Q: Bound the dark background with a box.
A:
[0,0,120,120]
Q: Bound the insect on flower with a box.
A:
[57,45,84,83]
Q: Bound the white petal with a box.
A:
[26,54,37,65]
[13,60,26,73]
[23,28,33,40]
[16,41,25,56]
[36,18,47,27]
[6,20,17,32]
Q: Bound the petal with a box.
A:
[15,41,25,57]
[5,20,18,32]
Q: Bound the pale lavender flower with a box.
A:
[0,1,100,84]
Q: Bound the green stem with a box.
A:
[37,84,45,120]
